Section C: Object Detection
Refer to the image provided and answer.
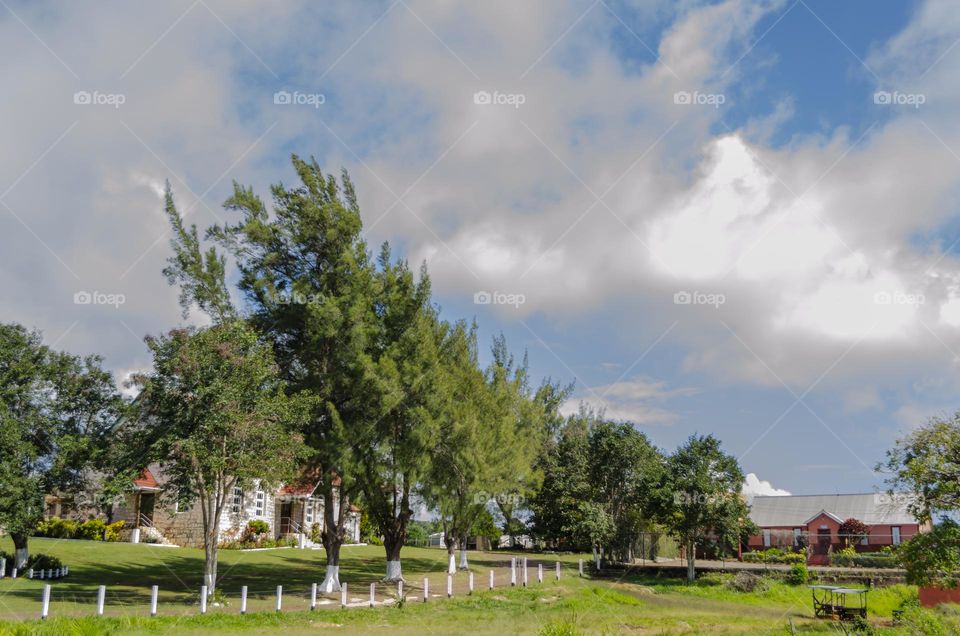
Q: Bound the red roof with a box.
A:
[133,468,159,490]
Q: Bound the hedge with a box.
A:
[829,553,901,568]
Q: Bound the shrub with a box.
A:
[247,520,270,536]
[742,548,806,564]
[787,563,808,585]
[727,571,769,593]
[310,522,321,543]
[74,518,107,541]
[105,520,125,542]
[27,554,64,571]
[35,517,78,539]
[830,552,900,568]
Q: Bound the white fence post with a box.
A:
[150,585,158,616]
[468,571,474,595]
[310,582,317,610]
[489,570,494,589]
[341,582,348,608]
[522,558,528,587]
[276,585,283,612]
[30,568,35,579]
[131,528,140,544]
[578,559,583,577]
[96,585,106,616]
[398,580,403,599]
[423,578,429,602]
[447,574,452,598]
[556,561,561,580]
[10,568,16,579]
[510,558,516,586]
[240,586,248,615]
[369,582,376,607]
[0,557,5,578]
[41,584,51,620]
[538,563,543,584]
[200,585,208,614]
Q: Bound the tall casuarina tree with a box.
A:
[177,158,383,592]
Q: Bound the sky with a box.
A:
[2,0,959,499]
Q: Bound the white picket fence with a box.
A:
[22,559,582,621]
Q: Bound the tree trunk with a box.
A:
[204,538,218,595]
[685,542,696,582]
[11,533,28,569]
[383,537,404,582]
[446,534,457,574]
[458,534,469,570]
[319,541,342,592]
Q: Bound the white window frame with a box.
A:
[231,486,244,514]
[305,499,314,525]
[892,526,901,545]
[762,529,771,547]
[254,487,265,517]
[175,489,192,514]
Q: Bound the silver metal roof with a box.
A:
[749,493,918,527]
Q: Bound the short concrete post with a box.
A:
[369,582,375,607]
[341,582,348,608]
[298,533,306,549]
[64,566,69,576]
[41,584,51,620]
[523,558,528,587]
[0,557,5,578]
[423,577,429,602]
[199,585,208,614]
[489,570,494,589]
[131,528,140,544]
[468,571,474,594]
[447,574,452,598]
[97,585,106,616]
[276,585,283,611]
[538,563,543,583]
[510,558,516,586]
[240,586,248,614]
[29,568,35,579]
[150,585,158,616]
[578,559,583,576]
[397,580,403,599]
[310,582,317,610]
[556,561,561,580]
[46,569,52,579]
[10,568,16,579]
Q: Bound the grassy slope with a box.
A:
[0,537,951,635]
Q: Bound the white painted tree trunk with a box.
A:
[384,560,403,582]
[458,548,469,570]
[14,548,27,569]
[319,565,341,593]
[447,553,456,574]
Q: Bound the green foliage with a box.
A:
[405,521,428,546]
[537,619,582,636]
[882,412,960,520]
[246,520,270,536]
[743,549,805,564]
[898,520,960,586]
[829,552,900,568]
[26,553,63,571]
[34,517,78,539]
[786,563,808,585]
[838,517,870,547]
[104,520,124,542]
[0,322,124,562]
[74,518,107,541]
[656,434,750,580]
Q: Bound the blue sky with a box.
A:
[3,0,960,499]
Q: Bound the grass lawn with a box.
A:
[0,537,953,634]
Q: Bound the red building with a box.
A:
[747,493,929,565]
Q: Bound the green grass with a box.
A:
[0,537,953,634]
